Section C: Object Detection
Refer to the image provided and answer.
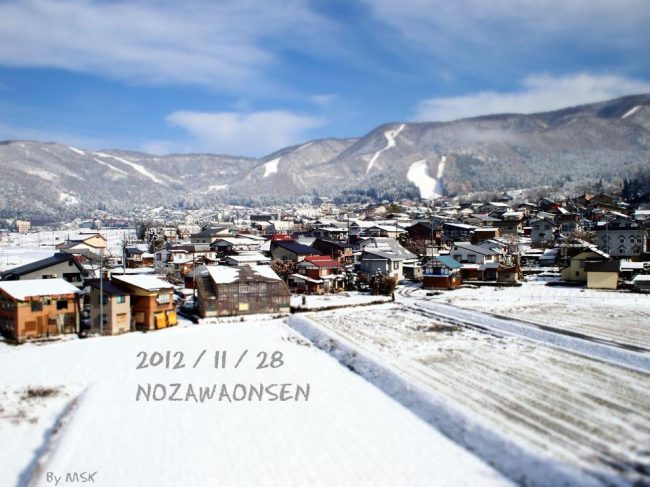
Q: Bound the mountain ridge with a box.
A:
[2,93,650,219]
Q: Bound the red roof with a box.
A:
[303,255,342,268]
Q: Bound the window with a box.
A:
[68,260,74,266]
[467,255,476,263]
[393,262,399,270]
[576,271,580,277]
[56,300,68,310]
[156,293,171,304]
[116,295,126,304]
[31,301,43,312]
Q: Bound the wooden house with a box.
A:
[111,275,177,331]
[195,265,291,317]
[423,255,462,290]
[0,279,82,342]
[290,256,344,294]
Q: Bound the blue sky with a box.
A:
[0,0,649,157]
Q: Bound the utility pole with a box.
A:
[99,249,104,336]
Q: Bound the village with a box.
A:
[1,191,650,487]
[0,191,649,341]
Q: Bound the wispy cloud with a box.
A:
[0,0,336,92]
[164,110,326,156]
[414,73,650,121]
[362,0,650,79]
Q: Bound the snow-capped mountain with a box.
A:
[2,93,650,219]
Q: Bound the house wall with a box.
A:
[587,272,618,290]
[13,261,83,287]
[130,292,176,331]
[210,281,290,317]
[0,293,78,341]
[560,252,602,282]
[360,259,404,281]
[89,289,131,335]
[597,228,646,258]
[423,274,461,290]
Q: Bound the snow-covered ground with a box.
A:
[290,292,391,310]
[0,229,136,271]
[305,303,650,485]
[0,318,510,487]
[406,280,650,350]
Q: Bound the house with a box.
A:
[0,252,86,288]
[212,237,262,254]
[85,279,131,335]
[190,226,236,244]
[270,240,323,262]
[632,275,650,292]
[290,256,344,294]
[422,255,462,290]
[585,260,620,290]
[595,217,646,258]
[195,265,291,317]
[309,226,349,242]
[494,212,524,235]
[449,242,500,280]
[406,221,442,245]
[529,216,556,247]
[310,238,354,264]
[0,279,82,342]
[224,252,272,266]
[443,222,476,242]
[560,249,610,282]
[125,245,153,268]
[55,232,107,252]
[358,239,417,282]
[111,275,177,331]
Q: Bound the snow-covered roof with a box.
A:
[0,278,82,301]
[112,274,174,291]
[206,265,282,284]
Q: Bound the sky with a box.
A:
[0,0,649,157]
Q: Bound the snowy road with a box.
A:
[302,303,650,486]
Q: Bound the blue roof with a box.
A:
[434,255,462,269]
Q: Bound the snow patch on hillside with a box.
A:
[68,146,86,156]
[23,168,56,181]
[263,157,280,178]
[58,192,79,206]
[93,158,128,176]
[407,160,437,199]
[407,155,446,199]
[208,184,228,191]
[366,123,405,174]
[95,152,165,185]
[622,105,641,119]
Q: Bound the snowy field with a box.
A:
[402,280,650,350]
[290,292,391,310]
[306,303,650,486]
[0,229,135,271]
[0,318,509,487]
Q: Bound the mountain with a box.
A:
[2,94,650,219]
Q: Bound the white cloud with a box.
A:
[165,110,325,156]
[0,0,335,92]
[414,73,650,122]
[362,0,650,78]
